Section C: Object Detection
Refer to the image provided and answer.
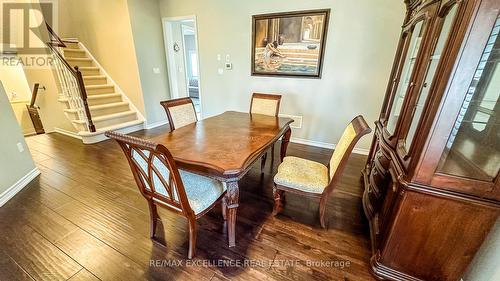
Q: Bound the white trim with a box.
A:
[181,24,193,98]
[77,42,146,123]
[290,137,369,155]
[352,147,370,156]
[80,121,145,144]
[291,137,334,149]
[53,128,82,140]
[0,168,40,207]
[163,19,180,99]
[144,119,169,130]
[162,15,204,118]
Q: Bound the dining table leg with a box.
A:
[280,127,292,162]
[225,180,240,247]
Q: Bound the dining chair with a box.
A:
[272,115,372,228]
[160,97,198,131]
[250,93,282,173]
[105,131,227,259]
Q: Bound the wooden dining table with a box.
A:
[149,111,293,247]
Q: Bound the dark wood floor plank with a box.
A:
[45,186,215,280]
[0,197,78,245]
[67,269,100,281]
[0,131,377,280]
[0,250,35,281]
[55,228,148,281]
[0,225,82,281]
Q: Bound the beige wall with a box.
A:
[0,61,35,135]
[0,0,77,134]
[159,0,405,150]
[58,0,146,117]
[464,218,500,281]
[0,82,36,197]
[23,65,77,133]
[25,0,78,134]
[127,0,171,126]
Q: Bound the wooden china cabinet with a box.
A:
[363,0,500,280]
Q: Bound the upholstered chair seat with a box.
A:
[179,170,226,215]
[272,116,372,228]
[133,149,226,214]
[274,156,328,194]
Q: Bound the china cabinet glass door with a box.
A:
[404,5,459,150]
[437,15,500,181]
[386,21,425,135]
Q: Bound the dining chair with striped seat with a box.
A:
[160,97,198,131]
[250,93,282,173]
[272,115,372,228]
[105,131,227,259]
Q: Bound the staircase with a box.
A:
[53,39,144,144]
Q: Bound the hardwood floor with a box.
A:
[0,127,375,281]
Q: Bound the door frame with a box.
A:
[161,15,203,117]
[181,24,195,101]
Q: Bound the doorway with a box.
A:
[162,16,202,117]
[0,57,45,137]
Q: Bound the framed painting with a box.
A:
[251,9,330,78]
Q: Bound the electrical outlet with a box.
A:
[218,68,224,75]
[279,114,303,129]
[152,67,161,74]
[17,142,24,153]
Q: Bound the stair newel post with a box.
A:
[74,66,96,132]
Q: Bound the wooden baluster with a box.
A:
[74,66,96,132]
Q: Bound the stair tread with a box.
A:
[64,101,129,113]
[63,48,85,52]
[85,84,114,89]
[87,93,121,99]
[90,101,129,110]
[72,110,136,124]
[65,57,91,61]
[83,75,106,79]
[78,66,99,69]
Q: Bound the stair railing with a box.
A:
[45,23,96,132]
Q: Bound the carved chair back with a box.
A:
[250,93,282,116]
[324,115,372,196]
[160,97,198,131]
[105,131,195,216]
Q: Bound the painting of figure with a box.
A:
[252,9,330,78]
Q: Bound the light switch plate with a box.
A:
[218,68,224,75]
[17,142,24,153]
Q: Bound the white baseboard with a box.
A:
[81,122,144,144]
[290,137,369,155]
[144,119,169,130]
[352,147,370,156]
[53,128,82,140]
[0,167,41,207]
